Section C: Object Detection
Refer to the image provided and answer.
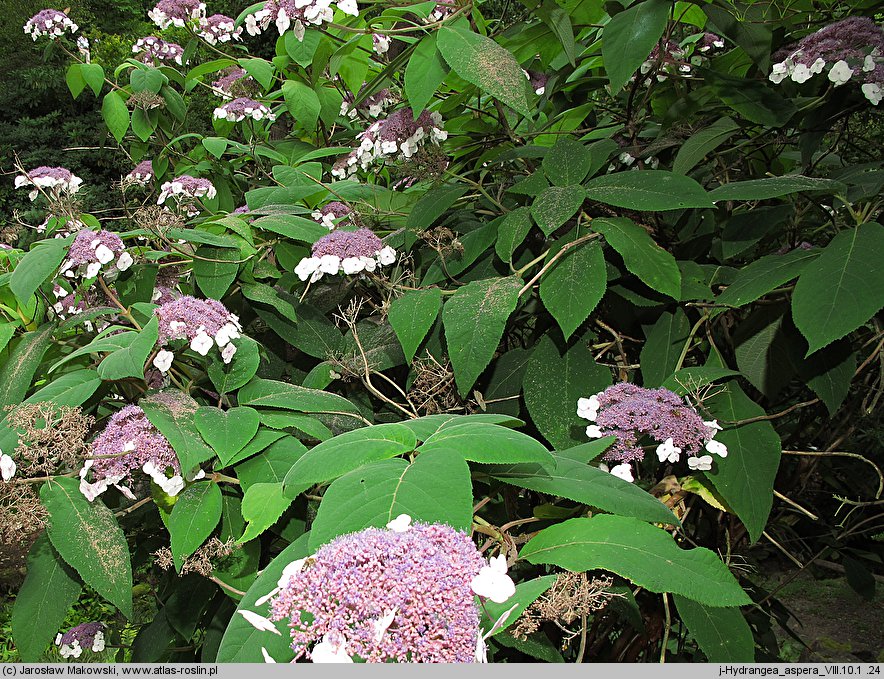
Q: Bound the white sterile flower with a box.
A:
[386,513,412,532]
[214,323,240,347]
[275,8,291,33]
[377,246,397,266]
[318,254,341,274]
[261,647,276,663]
[0,453,16,482]
[810,58,826,74]
[705,439,728,458]
[361,256,377,272]
[278,557,311,589]
[337,0,359,16]
[372,608,398,642]
[609,463,634,483]
[86,262,101,278]
[769,61,790,84]
[190,331,213,356]
[704,419,723,432]
[80,477,108,502]
[123,440,137,453]
[237,610,281,635]
[475,631,488,663]
[828,60,854,86]
[373,33,390,55]
[159,474,185,496]
[577,395,600,421]
[60,640,82,658]
[92,630,105,653]
[94,244,115,264]
[153,350,174,373]
[864,55,876,72]
[116,483,136,500]
[342,257,365,275]
[221,343,237,364]
[470,554,516,604]
[688,455,714,471]
[169,320,187,334]
[619,152,635,166]
[791,63,813,83]
[862,83,882,105]
[656,437,681,464]
[311,634,353,663]
[116,252,133,271]
[585,425,604,439]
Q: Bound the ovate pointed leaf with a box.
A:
[168,481,223,570]
[389,288,442,363]
[540,239,606,339]
[585,171,713,211]
[602,0,670,93]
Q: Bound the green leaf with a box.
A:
[388,288,442,363]
[491,451,679,525]
[436,25,531,116]
[792,223,884,355]
[239,482,293,543]
[524,334,611,449]
[520,515,751,606]
[417,421,554,466]
[97,315,159,381]
[101,92,130,143]
[495,207,533,263]
[216,534,311,662]
[673,117,739,175]
[405,184,467,232]
[443,275,522,397]
[80,63,105,97]
[405,33,449,115]
[398,413,524,442]
[40,477,133,617]
[639,309,691,387]
[705,383,781,543]
[168,481,223,570]
[238,57,275,90]
[140,391,215,472]
[282,80,321,130]
[282,423,417,492]
[538,3,576,67]
[251,215,328,243]
[594,217,682,298]
[800,341,855,417]
[130,108,156,142]
[194,245,240,300]
[531,185,585,236]
[208,336,261,395]
[674,596,755,662]
[202,137,228,159]
[602,0,670,93]
[540,239,606,339]
[66,63,86,98]
[308,449,473,550]
[223,428,287,468]
[23,368,102,407]
[284,30,321,67]
[542,137,593,186]
[12,535,82,662]
[10,237,68,305]
[584,171,713,211]
[237,377,361,416]
[0,323,55,413]
[195,406,260,461]
[709,73,795,127]
[716,249,818,308]
[709,175,846,202]
[733,306,796,399]
[130,67,166,94]
[235,436,307,491]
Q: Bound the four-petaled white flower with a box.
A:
[577,395,600,421]
[310,633,353,663]
[704,419,723,432]
[237,610,281,635]
[862,83,882,105]
[609,462,634,483]
[585,425,604,438]
[116,252,133,271]
[656,437,681,464]
[688,455,714,471]
[386,513,412,532]
[221,343,237,364]
[470,554,516,603]
[94,244,115,265]
[0,453,16,482]
[153,349,174,373]
[705,439,728,458]
[828,60,854,86]
[85,262,101,279]
[190,331,214,356]
[791,63,813,83]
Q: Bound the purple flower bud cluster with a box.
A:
[372,33,391,55]
[24,9,78,40]
[424,0,457,23]
[295,229,397,282]
[211,67,255,99]
[245,0,358,42]
[148,0,206,29]
[133,36,184,65]
[79,405,181,501]
[267,523,485,662]
[157,175,217,216]
[197,14,242,44]
[523,70,548,95]
[340,88,397,120]
[60,229,133,280]
[55,622,105,658]
[578,383,715,463]
[50,284,107,331]
[331,109,447,180]
[15,166,83,202]
[697,32,726,53]
[638,41,692,82]
[213,97,276,123]
[125,160,154,186]
[153,295,242,367]
[311,201,352,229]
[769,17,883,105]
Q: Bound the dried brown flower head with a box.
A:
[408,351,461,415]
[0,482,47,546]
[133,205,185,236]
[153,537,238,577]
[5,402,93,476]
[128,91,165,110]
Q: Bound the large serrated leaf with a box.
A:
[417,421,554,466]
[0,323,55,412]
[601,0,670,93]
[168,482,222,570]
[388,288,442,364]
[585,171,713,211]
[540,239,605,340]
[531,185,585,236]
[716,248,818,308]
[237,377,360,415]
[674,596,755,662]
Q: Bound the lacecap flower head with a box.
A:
[157,175,216,216]
[124,160,154,186]
[24,9,78,40]
[245,0,359,42]
[211,67,255,99]
[340,88,397,120]
[213,98,276,123]
[197,14,243,44]
[59,229,133,280]
[55,622,105,658]
[295,229,396,282]
[254,519,512,663]
[133,36,184,65]
[311,201,352,229]
[15,166,82,202]
[148,0,205,29]
[153,295,242,370]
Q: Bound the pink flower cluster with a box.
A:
[638,41,692,83]
[266,523,486,663]
[79,405,185,501]
[340,88,396,119]
[211,67,254,99]
[331,109,447,180]
[245,0,359,42]
[424,0,457,23]
[697,32,726,53]
[769,17,883,105]
[15,166,83,202]
[148,0,206,29]
[213,97,276,123]
[55,622,105,658]
[153,296,242,370]
[197,14,242,44]
[578,383,728,482]
[133,36,184,65]
[60,229,132,280]
[24,9,78,40]
[157,175,216,216]
[311,201,352,229]
[295,229,396,282]
[124,160,154,186]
